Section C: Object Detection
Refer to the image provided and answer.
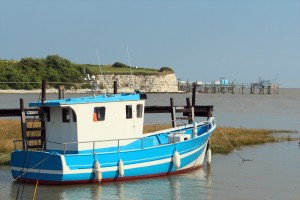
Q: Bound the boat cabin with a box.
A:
[29,93,147,153]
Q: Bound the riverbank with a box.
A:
[0,120,297,165]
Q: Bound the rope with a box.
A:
[17,94,41,199]
[0,152,11,161]
[217,128,253,162]
[31,138,47,200]
[16,150,31,200]
[13,153,54,182]
[32,180,38,200]
[0,152,54,197]
[0,153,55,200]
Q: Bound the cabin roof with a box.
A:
[29,93,146,107]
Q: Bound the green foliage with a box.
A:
[159,67,174,73]
[0,55,85,89]
[0,55,175,90]
[85,64,174,75]
[112,62,129,68]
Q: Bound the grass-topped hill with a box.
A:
[0,55,174,90]
[86,62,174,75]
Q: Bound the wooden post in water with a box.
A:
[241,84,244,94]
[186,98,192,124]
[20,99,27,150]
[191,83,196,123]
[170,98,176,128]
[58,85,65,99]
[192,83,196,107]
[41,80,46,104]
[267,85,271,95]
[114,80,118,94]
[41,80,47,149]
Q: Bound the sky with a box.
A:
[0,0,299,88]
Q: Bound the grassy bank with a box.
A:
[144,123,297,153]
[0,120,298,164]
[210,127,297,153]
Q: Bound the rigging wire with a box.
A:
[10,153,55,186]
[217,127,253,162]
[96,49,106,93]
[126,47,135,92]
[31,139,47,200]
[0,152,11,161]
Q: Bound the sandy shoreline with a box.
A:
[0,89,91,94]
[0,89,185,94]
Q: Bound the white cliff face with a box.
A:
[97,73,179,93]
[0,74,179,94]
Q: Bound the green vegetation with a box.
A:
[85,62,173,75]
[210,126,297,153]
[0,55,85,89]
[0,56,174,90]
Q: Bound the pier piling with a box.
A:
[178,79,279,95]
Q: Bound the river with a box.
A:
[0,88,299,199]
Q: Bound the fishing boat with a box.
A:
[10,84,216,185]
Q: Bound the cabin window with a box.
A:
[62,108,70,123]
[137,104,143,118]
[94,107,106,121]
[126,105,132,119]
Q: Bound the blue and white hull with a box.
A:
[11,121,215,185]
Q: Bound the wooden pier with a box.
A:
[179,80,279,94]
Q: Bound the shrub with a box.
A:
[159,67,174,73]
[112,62,129,68]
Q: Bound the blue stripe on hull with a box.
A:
[71,144,206,182]
[11,127,214,184]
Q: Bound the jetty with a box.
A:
[178,78,279,94]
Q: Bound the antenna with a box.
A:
[126,47,135,92]
[96,49,106,93]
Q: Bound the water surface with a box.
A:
[0,89,299,199]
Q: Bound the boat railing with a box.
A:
[13,139,26,151]
[13,119,213,154]
[143,119,189,132]
[45,136,166,155]
[13,131,186,154]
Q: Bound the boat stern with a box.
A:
[11,150,65,184]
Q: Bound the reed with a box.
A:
[210,126,282,154]
[0,120,22,153]
[0,119,41,152]
[144,124,297,154]
[0,120,297,159]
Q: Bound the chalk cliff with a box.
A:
[96,73,179,93]
[0,74,179,93]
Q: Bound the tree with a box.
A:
[112,62,129,68]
